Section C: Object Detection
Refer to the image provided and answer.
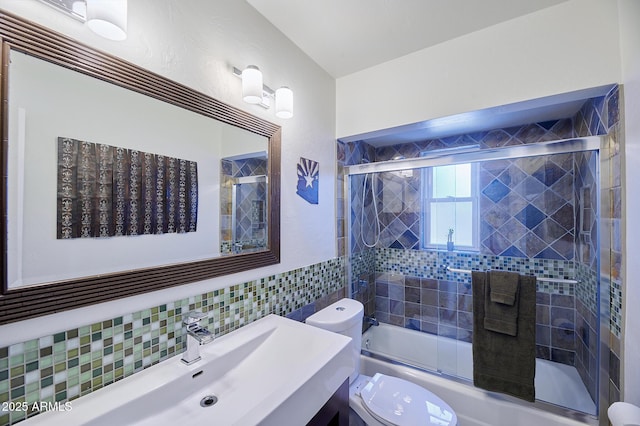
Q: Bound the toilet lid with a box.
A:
[360,373,457,426]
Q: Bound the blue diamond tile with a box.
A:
[608,88,620,128]
[552,153,574,172]
[551,174,574,201]
[389,240,404,249]
[532,161,567,187]
[399,230,419,249]
[482,232,510,255]
[551,203,574,231]
[498,192,527,215]
[516,176,546,202]
[533,218,567,244]
[539,120,559,130]
[514,124,547,144]
[535,247,564,260]
[482,179,510,203]
[498,218,528,243]
[481,219,496,237]
[481,129,512,148]
[532,190,565,216]
[498,164,527,188]
[500,245,527,258]
[550,118,574,139]
[482,159,511,177]
[481,205,511,229]
[551,233,574,260]
[515,205,546,230]
[515,232,547,258]
[534,161,567,186]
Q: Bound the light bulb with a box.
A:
[86,0,127,41]
[242,66,263,104]
[275,86,293,119]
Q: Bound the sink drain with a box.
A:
[200,395,218,408]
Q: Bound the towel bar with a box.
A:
[445,266,579,284]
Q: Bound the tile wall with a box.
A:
[348,122,579,259]
[337,86,623,408]
[574,150,600,400]
[370,249,577,364]
[0,258,346,425]
[596,86,623,404]
[220,157,268,254]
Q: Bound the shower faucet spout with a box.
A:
[365,315,379,326]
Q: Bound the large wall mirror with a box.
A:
[0,12,281,325]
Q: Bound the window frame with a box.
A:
[421,162,480,251]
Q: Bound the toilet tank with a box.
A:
[306,298,364,383]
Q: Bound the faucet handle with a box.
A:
[183,310,207,326]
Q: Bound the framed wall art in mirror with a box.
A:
[0,11,281,325]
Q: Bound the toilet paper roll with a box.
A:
[609,402,640,426]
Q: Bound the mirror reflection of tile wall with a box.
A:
[220,157,268,254]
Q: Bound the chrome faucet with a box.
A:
[181,311,214,365]
[364,315,379,326]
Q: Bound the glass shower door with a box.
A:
[231,175,267,253]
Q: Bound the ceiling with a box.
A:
[246,0,568,78]
[246,0,611,146]
[42,0,597,146]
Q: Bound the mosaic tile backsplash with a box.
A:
[0,258,345,425]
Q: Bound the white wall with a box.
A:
[336,0,621,140]
[619,0,640,406]
[0,0,336,345]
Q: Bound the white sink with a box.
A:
[24,314,352,426]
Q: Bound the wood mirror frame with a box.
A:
[0,11,281,325]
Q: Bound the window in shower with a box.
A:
[422,163,479,250]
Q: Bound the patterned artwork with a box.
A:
[57,137,198,239]
[296,157,319,204]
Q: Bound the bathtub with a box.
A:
[360,323,598,425]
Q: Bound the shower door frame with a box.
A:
[344,136,610,424]
[345,137,600,176]
[230,175,267,253]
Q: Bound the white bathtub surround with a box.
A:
[361,356,596,426]
[362,323,596,416]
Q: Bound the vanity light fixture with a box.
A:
[86,0,128,41]
[241,65,264,104]
[233,66,293,119]
[37,0,127,41]
[275,87,293,119]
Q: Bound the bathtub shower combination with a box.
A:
[345,136,611,424]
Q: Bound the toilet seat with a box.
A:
[359,373,457,426]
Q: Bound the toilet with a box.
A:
[608,402,640,426]
[306,298,458,426]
